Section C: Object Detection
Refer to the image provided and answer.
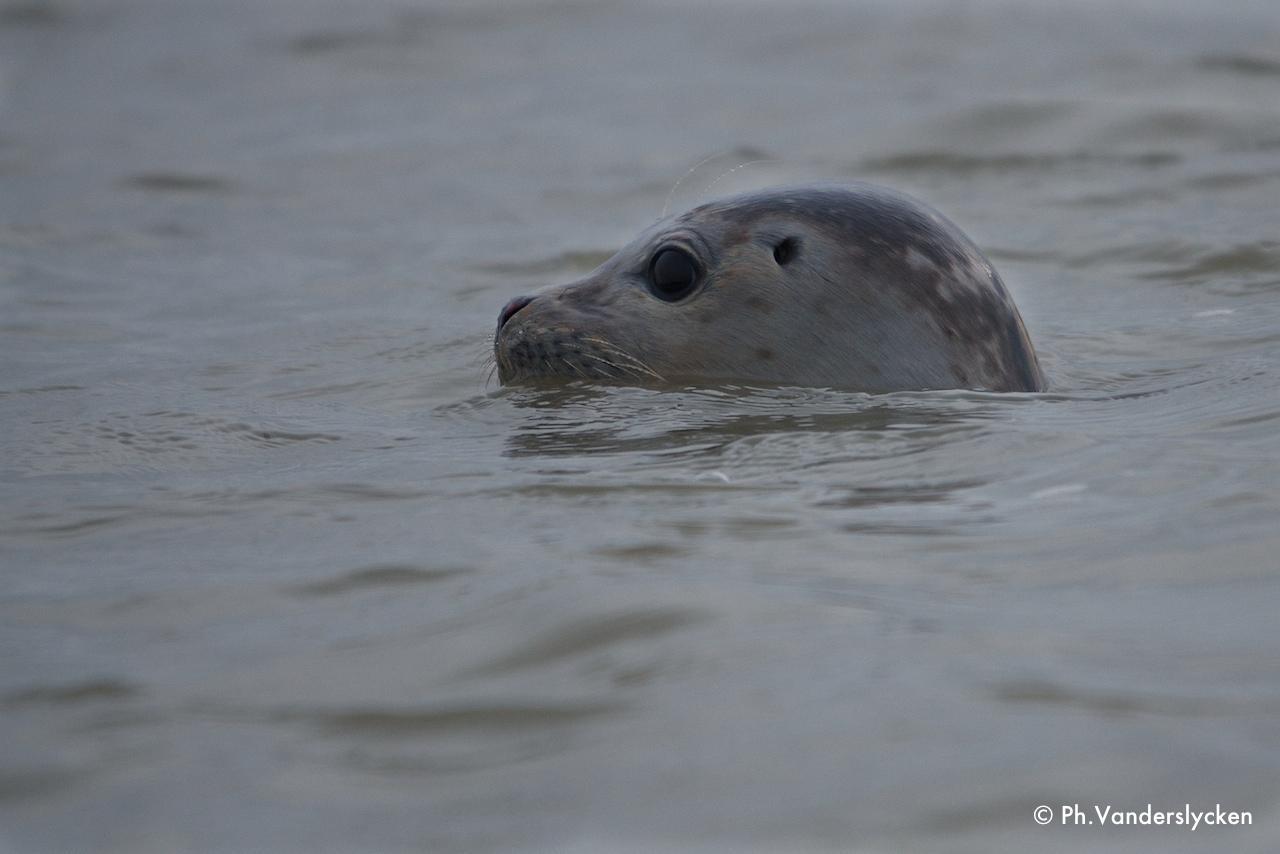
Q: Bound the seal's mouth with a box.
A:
[494,325,664,386]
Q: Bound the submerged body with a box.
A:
[494,182,1044,392]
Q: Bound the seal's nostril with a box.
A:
[497,295,535,332]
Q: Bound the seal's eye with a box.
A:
[648,248,700,302]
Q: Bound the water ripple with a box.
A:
[291,565,470,597]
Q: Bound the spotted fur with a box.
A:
[495,182,1044,392]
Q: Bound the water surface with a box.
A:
[3,0,1280,851]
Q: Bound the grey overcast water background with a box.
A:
[3,0,1280,851]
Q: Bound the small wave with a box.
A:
[1057,239,1280,289]
[282,10,496,58]
[4,678,140,706]
[989,678,1246,717]
[1134,242,1280,287]
[212,421,341,446]
[214,700,625,736]
[291,565,470,597]
[119,173,235,194]
[17,411,345,475]
[0,767,78,803]
[815,478,985,509]
[215,698,628,776]
[4,513,130,537]
[0,385,84,398]
[592,542,690,561]
[861,150,1178,176]
[266,381,383,401]
[463,608,709,676]
[0,2,64,29]
[1196,54,1280,77]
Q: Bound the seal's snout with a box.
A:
[497,295,535,334]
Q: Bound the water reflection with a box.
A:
[8,0,1280,848]
[491,383,1009,460]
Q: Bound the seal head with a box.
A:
[494,182,1044,392]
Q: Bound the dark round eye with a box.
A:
[648,248,700,302]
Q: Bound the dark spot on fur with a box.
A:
[1004,316,1042,392]
[893,252,1042,391]
[755,347,775,361]
[983,352,999,377]
[725,222,752,246]
[744,296,772,314]
[695,185,1044,390]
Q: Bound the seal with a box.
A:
[493,182,1044,392]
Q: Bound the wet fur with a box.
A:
[494,182,1044,393]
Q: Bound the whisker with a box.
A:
[575,349,637,379]
[550,349,586,379]
[480,349,500,388]
[593,348,661,380]
[702,159,781,198]
[582,337,665,381]
[662,150,731,219]
[582,337,663,376]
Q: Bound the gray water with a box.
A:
[3,0,1280,851]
